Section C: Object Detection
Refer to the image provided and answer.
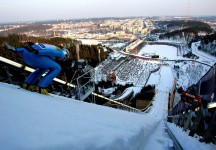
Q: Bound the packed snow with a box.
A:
[191,42,216,65]
[173,61,210,90]
[138,44,179,59]
[0,42,216,149]
[0,67,172,150]
[167,123,216,150]
[0,66,215,149]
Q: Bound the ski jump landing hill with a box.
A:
[0,41,216,149]
[1,66,215,150]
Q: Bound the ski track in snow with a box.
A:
[142,66,174,150]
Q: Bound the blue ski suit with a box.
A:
[16,43,65,88]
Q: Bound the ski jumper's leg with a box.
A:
[37,59,61,88]
[21,50,46,85]
[38,60,61,88]
[36,49,63,88]
[25,68,47,85]
[22,50,61,88]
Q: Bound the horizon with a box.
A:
[1,15,216,25]
[0,0,216,24]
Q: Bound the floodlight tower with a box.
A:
[75,41,81,61]
[180,0,191,49]
[98,46,101,64]
[69,40,95,101]
[185,0,190,22]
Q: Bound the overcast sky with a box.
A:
[0,0,215,23]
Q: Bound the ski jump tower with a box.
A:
[71,41,95,101]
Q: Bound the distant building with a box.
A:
[116,31,126,36]
[106,33,116,38]
[141,28,148,35]
[79,39,99,45]
[125,39,143,53]
[62,34,74,39]
[132,28,138,34]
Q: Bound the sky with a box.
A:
[0,0,216,23]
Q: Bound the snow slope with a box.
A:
[167,123,216,150]
[191,42,216,65]
[1,83,145,150]
[0,66,171,150]
[1,66,216,150]
[138,44,179,59]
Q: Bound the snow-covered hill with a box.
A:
[1,66,215,150]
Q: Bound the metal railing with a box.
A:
[0,55,141,113]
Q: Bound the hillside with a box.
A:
[0,67,173,150]
[1,66,216,150]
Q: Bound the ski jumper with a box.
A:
[16,43,65,88]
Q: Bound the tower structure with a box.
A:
[76,42,80,61]
[69,40,95,101]
[185,0,190,22]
